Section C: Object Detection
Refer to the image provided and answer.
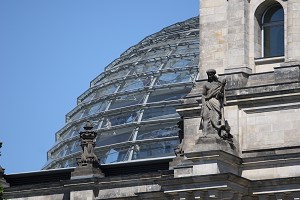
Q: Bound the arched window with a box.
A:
[262,4,284,58]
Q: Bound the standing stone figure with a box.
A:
[200,69,232,141]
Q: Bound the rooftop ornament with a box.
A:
[77,121,100,168]
[0,143,10,188]
[71,121,104,179]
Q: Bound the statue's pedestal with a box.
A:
[170,150,241,178]
[71,165,104,180]
[195,136,237,155]
[71,121,105,180]
[0,177,9,188]
[172,86,241,178]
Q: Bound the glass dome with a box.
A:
[43,16,199,169]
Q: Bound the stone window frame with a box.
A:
[255,1,285,59]
[250,0,287,69]
[261,4,284,58]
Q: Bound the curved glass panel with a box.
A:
[133,62,160,74]
[155,70,192,85]
[82,84,118,103]
[175,43,199,55]
[137,125,179,140]
[109,93,145,110]
[98,147,131,164]
[64,141,76,156]
[102,111,140,128]
[51,148,65,159]
[132,140,178,160]
[120,77,152,92]
[86,101,108,116]
[45,17,199,170]
[58,128,74,141]
[58,124,83,141]
[164,59,192,69]
[96,128,134,147]
[142,49,170,60]
[99,68,130,85]
[94,84,118,99]
[148,86,192,103]
[142,107,179,121]
[70,140,81,155]
[70,110,83,121]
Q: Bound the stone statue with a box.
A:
[200,69,232,141]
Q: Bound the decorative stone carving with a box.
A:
[0,149,9,188]
[200,69,233,142]
[71,121,104,179]
[174,117,184,156]
[77,121,100,168]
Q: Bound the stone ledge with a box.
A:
[71,166,104,180]
[170,150,242,178]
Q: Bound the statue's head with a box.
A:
[206,69,217,81]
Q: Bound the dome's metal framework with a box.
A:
[44,16,199,169]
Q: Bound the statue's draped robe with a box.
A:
[201,81,225,136]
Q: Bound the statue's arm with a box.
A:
[202,84,208,106]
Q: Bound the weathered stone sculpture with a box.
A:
[0,143,9,189]
[200,69,232,141]
[174,117,184,156]
[77,121,99,167]
[71,120,104,178]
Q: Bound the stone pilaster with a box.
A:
[199,0,228,78]
[286,0,300,62]
[226,0,251,74]
[199,0,252,79]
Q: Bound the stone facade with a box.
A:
[3,0,300,199]
[200,0,300,75]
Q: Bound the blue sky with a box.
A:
[0,0,199,174]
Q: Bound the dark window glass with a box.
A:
[263,5,284,57]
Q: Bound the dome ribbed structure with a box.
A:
[44,16,199,169]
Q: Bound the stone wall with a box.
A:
[241,107,300,151]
